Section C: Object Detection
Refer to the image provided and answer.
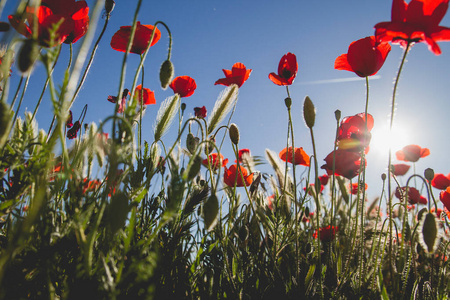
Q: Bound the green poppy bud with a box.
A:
[424,168,435,182]
[284,97,292,109]
[202,194,219,231]
[18,39,39,73]
[186,133,199,154]
[229,123,240,145]
[303,96,315,129]
[105,0,115,14]
[160,59,174,90]
[335,109,341,122]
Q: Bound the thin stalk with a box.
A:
[70,7,111,107]
[388,42,411,277]
[11,74,30,129]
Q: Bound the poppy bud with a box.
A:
[381,173,386,181]
[419,212,440,254]
[105,0,115,14]
[181,103,186,112]
[335,110,341,122]
[303,96,315,129]
[424,168,435,182]
[186,133,199,154]
[18,39,39,73]
[284,97,292,109]
[202,194,219,231]
[229,123,240,145]
[160,59,174,90]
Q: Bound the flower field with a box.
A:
[1,0,450,299]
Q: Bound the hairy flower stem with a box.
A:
[388,42,411,277]
[309,126,323,297]
[285,86,300,278]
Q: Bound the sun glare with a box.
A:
[370,122,410,158]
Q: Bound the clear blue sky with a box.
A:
[3,0,450,202]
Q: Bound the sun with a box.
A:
[370,121,410,158]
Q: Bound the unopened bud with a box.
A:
[203,194,219,231]
[303,96,315,129]
[186,133,199,154]
[229,123,240,145]
[105,0,115,14]
[381,173,386,181]
[284,97,292,109]
[159,59,174,90]
[335,110,341,122]
[181,103,186,112]
[18,39,39,73]
[424,168,435,182]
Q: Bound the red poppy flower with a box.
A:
[279,147,310,166]
[67,120,81,139]
[304,183,324,196]
[266,194,275,210]
[194,106,207,118]
[313,225,338,242]
[350,182,368,195]
[133,85,156,105]
[391,163,411,176]
[432,173,450,190]
[319,174,329,186]
[235,149,251,163]
[66,110,73,128]
[110,21,161,54]
[337,113,374,152]
[9,0,89,47]
[169,76,197,98]
[223,164,253,187]
[395,186,427,204]
[215,62,252,88]
[440,187,450,211]
[82,178,101,193]
[395,144,430,162]
[202,153,228,170]
[268,52,298,86]
[335,36,391,77]
[321,149,364,180]
[374,0,450,55]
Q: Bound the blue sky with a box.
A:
[3,0,450,202]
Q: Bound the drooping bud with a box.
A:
[229,123,240,145]
[424,168,435,182]
[159,59,174,90]
[284,97,292,109]
[303,96,315,129]
[18,39,39,73]
[105,0,115,14]
[186,133,199,154]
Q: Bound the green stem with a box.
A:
[388,42,411,277]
